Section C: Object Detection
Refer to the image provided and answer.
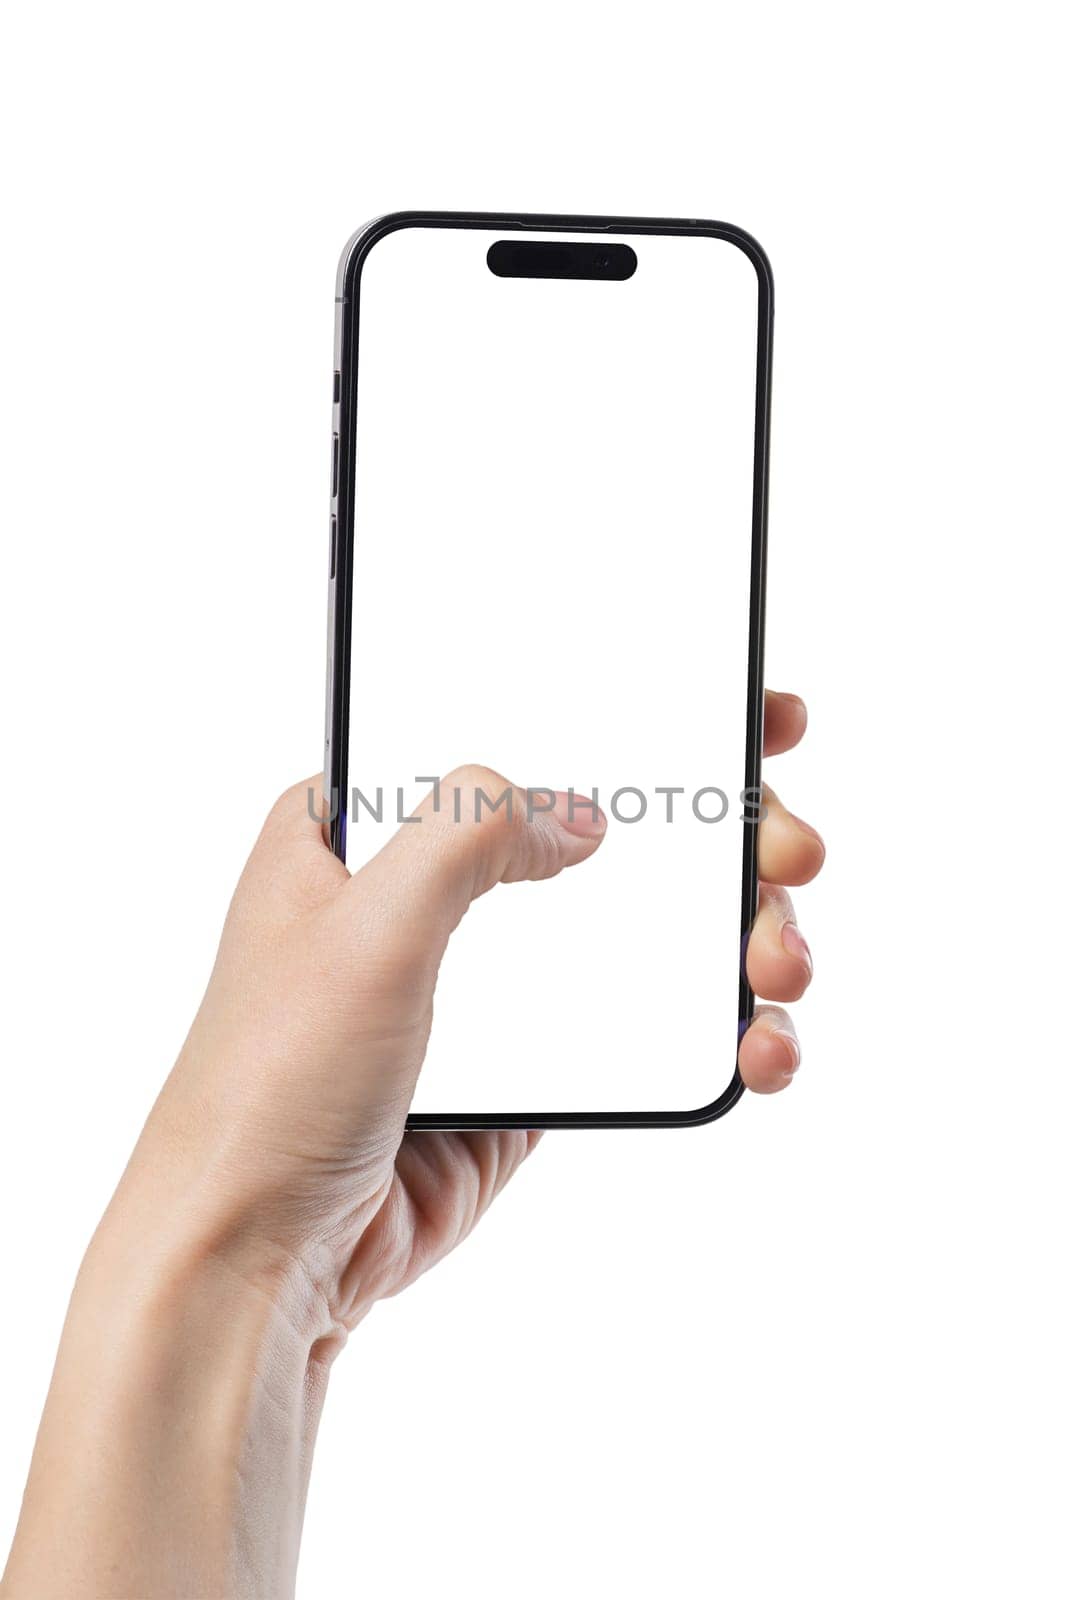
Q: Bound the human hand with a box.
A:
[117,687,823,1327]
[3,689,822,1599]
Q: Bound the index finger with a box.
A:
[764,690,808,757]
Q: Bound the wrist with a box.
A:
[89,1161,336,1342]
[5,1179,341,1599]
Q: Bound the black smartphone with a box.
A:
[325,212,772,1130]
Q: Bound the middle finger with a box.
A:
[757,783,826,886]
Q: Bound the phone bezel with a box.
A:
[324,211,773,1131]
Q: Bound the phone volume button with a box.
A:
[331,434,339,497]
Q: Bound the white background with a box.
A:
[0,4,1063,1597]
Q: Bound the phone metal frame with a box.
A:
[324,211,773,1131]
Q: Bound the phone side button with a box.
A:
[331,433,340,497]
[329,516,337,578]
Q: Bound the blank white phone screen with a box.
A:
[343,226,760,1115]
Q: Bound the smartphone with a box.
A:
[324,212,772,1130]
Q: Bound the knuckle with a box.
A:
[440,765,518,835]
[442,762,507,798]
[268,775,319,826]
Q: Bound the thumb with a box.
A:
[307,767,606,1128]
[346,764,607,961]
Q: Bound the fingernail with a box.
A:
[772,1028,801,1074]
[552,791,607,838]
[781,921,813,976]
